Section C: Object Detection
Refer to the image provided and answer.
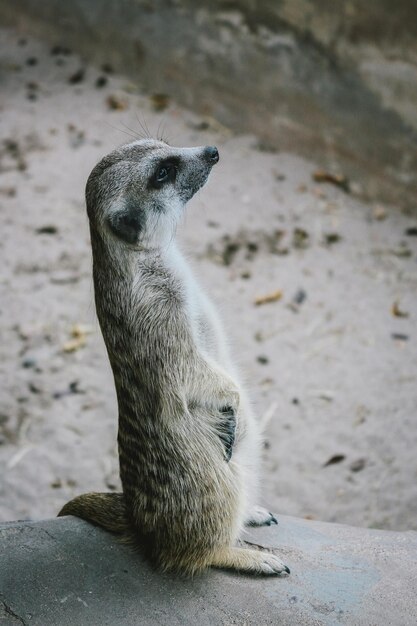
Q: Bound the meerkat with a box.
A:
[58,139,290,576]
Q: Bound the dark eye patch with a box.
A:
[107,203,144,244]
[150,158,179,189]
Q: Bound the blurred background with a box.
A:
[0,1,416,530]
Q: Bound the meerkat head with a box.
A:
[86,139,219,249]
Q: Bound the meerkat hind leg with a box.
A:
[245,505,278,527]
[210,546,290,575]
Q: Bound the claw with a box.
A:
[246,506,279,527]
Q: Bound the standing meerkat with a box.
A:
[58,139,290,576]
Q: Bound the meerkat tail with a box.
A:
[210,546,290,576]
[58,492,129,534]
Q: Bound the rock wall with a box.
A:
[1,0,416,210]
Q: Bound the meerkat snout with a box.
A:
[203,146,219,164]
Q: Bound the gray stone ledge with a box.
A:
[1,515,416,625]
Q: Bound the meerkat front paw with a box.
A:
[212,376,240,416]
[218,405,236,462]
[256,552,290,575]
[246,505,278,527]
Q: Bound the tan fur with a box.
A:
[58,140,289,576]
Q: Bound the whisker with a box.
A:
[120,121,145,140]
[136,112,151,138]
[159,121,171,145]
[135,111,150,139]
[103,121,141,142]
[142,117,151,139]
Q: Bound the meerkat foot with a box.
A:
[245,505,278,527]
[210,546,289,576]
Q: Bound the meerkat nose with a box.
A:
[204,146,219,164]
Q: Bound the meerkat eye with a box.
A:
[150,160,178,188]
[157,165,169,182]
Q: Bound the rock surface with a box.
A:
[1,515,416,625]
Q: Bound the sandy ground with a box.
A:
[1,28,416,531]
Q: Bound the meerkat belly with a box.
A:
[166,247,232,366]
[119,416,244,552]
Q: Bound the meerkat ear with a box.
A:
[107,205,143,244]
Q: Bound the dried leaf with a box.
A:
[392,301,409,318]
[313,170,350,192]
[106,94,128,111]
[372,206,387,220]
[62,323,92,353]
[292,227,309,249]
[72,323,92,338]
[62,337,86,353]
[254,290,283,306]
[150,93,170,112]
